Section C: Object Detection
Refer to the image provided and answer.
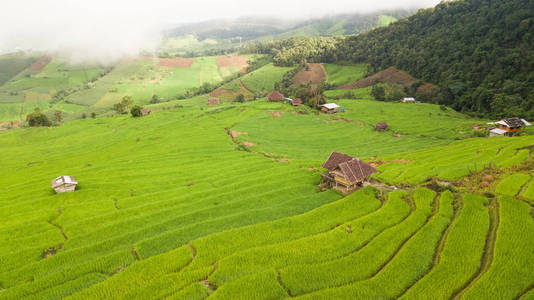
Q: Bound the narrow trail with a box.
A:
[130,246,141,261]
[48,208,68,241]
[238,79,253,95]
[398,194,460,298]
[368,193,439,279]
[452,197,500,299]
[296,193,440,298]
[201,261,219,292]
[276,269,293,297]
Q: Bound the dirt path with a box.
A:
[239,79,253,94]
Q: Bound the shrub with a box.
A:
[130,105,143,117]
[26,109,51,127]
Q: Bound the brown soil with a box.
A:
[339,67,423,90]
[229,131,247,139]
[0,120,23,131]
[157,58,195,68]
[330,117,365,127]
[271,111,281,118]
[28,56,52,72]
[243,141,256,147]
[292,64,327,87]
[216,56,248,72]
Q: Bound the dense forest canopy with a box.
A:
[244,0,534,119]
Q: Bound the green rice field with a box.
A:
[0,94,533,298]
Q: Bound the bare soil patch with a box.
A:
[157,58,195,68]
[217,56,248,71]
[292,64,327,87]
[339,67,419,90]
[243,141,256,147]
[0,120,23,131]
[229,131,247,139]
[271,111,281,118]
[28,56,52,72]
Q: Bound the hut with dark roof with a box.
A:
[375,122,388,132]
[267,91,284,102]
[291,98,302,107]
[321,152,377,193]
[492,117,531,136]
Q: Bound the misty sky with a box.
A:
[0,0,440,62]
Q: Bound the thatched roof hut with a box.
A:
[375,122,388,132]
[291,98,302,107]
[267,91,284,102]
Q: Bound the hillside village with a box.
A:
[0,0,533,299]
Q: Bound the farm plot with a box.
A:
[0,106,340,299]
[291,63,328,87]
[240,64,291,93]
[1,97,534,299]
[231,99,484,166]
[323,64,367,87]
[375,136,534,185]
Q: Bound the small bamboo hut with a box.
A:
[51,176,78,193]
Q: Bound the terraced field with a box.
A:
[0,54,247,122]
[1,85,533,298]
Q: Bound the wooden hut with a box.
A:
[491,117,531,136]
[140,108,151,116]
[267,91,284,102]
[375,122,388,132]
[321,103,340,114]
[208,98,220,105]
[51,176,78,193]
[320,152,377,193]
[291,98,302,107]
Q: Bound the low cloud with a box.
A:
[0,0,440,63]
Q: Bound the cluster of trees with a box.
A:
[244,0,534,119]
[338,0,534,119]
[245,37,341,67]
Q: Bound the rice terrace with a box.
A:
[1,0,534,299]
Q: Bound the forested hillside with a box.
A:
[246,0,534,119]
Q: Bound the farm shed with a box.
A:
[402,97,416,103]
[208,98,220,105]
[291,98,302,107]
[140,108,151,116]
[267,91,284,102]
[321,103,340,114]
[51,176,78,193]
[321,152,377,193]
[375,122,388,132]
[489,118,531,136]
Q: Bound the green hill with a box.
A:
[1,91,533,298]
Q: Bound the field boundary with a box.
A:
[452,197,499,299]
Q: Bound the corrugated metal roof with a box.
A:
[322,103,340,110]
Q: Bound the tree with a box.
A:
[149,94,159,104]
[26,108,51,127]
[91,112,97,118]
[371,84,386,101]
[114,96,133,114]
[234,94,245,103]
[53,110,63,123]
[130,105,143,117]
